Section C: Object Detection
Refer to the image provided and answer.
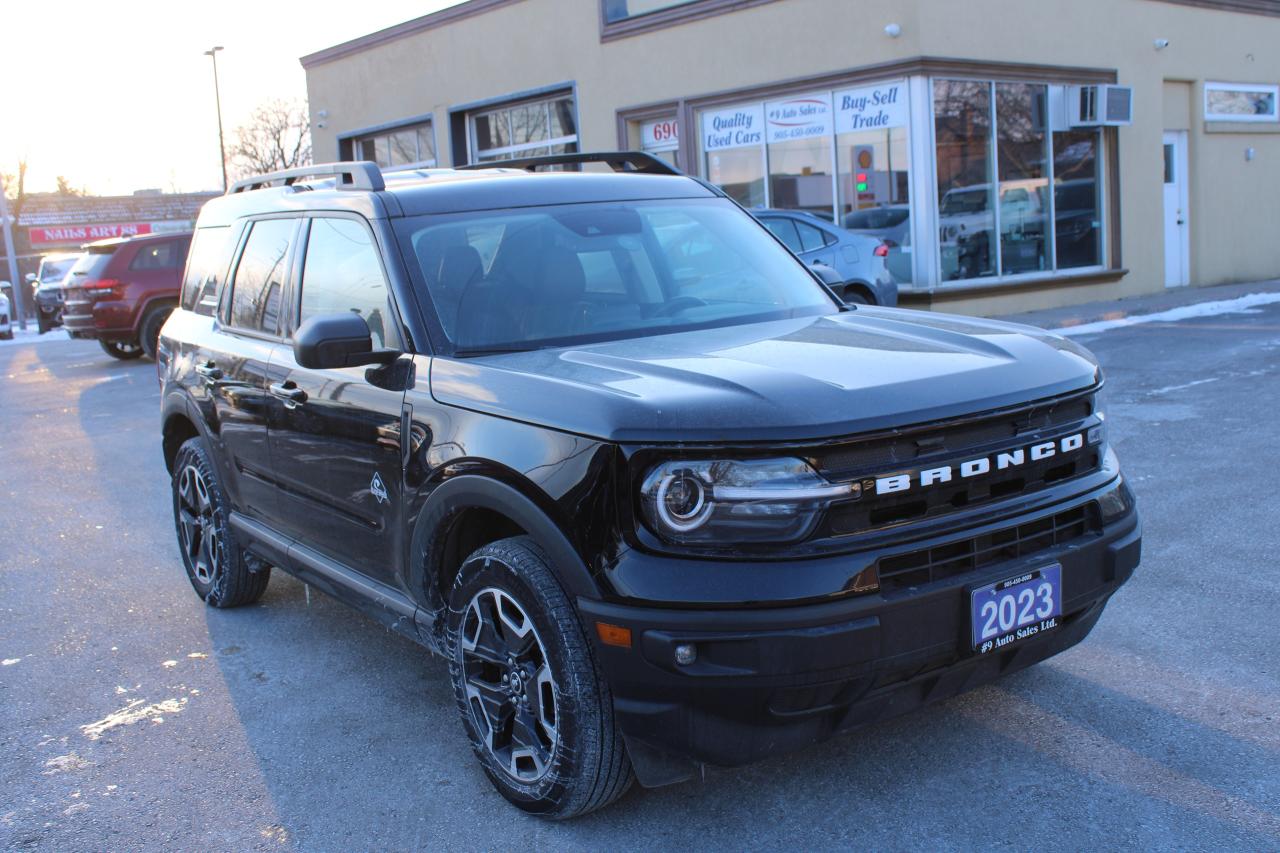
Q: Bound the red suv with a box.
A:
[63,232,192,359]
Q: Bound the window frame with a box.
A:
[929,77,1110,289]
[341,115,438,169]
[219,215,302,342]
[599,0,783,42]
[467,92,579,164]
[289,213,406,352]
[1204,81,1280,123]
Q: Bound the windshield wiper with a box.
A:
[453,345,532,357]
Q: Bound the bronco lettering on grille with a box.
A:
[875,433,1085,496]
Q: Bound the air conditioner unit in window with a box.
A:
[1068,85,1133,126]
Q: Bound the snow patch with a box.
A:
[1059,292,1280,337]
[81,698,188,740]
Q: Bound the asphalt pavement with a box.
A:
[2,288,1279,851]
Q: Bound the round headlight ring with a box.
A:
[655,470,712,533]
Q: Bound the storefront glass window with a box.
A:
[934,80,996,281]
[700,103,766,208]
[765,94,834,219]
[834,80,912,283]
[1053,130,1102,269]
[471,94,578,163]
[996,83,1049,275]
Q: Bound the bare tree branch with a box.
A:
[228,99,313,179]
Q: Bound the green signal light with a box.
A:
[856,181,869,192]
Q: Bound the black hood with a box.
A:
[429,307,1100,443]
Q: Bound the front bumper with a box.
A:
[579,496,1140,786]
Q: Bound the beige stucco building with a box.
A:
[302,0,1280,314]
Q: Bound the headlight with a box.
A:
[639,457,856,545]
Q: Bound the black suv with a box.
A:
[158,154,1140,819]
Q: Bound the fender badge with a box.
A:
[370,472,389,505]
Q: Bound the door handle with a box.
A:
[195,362,223,382]
[269,381,308,407]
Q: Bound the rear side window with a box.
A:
[129,240,184,271]
[181,227,233,315]
[227,219,293,335]
[762,217,802,253]
[298,218,396,349]
[794,221,830,252]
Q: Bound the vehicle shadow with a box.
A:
[201,579,1280,851]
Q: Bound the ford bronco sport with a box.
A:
[157,154,1140,819]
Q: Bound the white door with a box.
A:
[1162,130,1190,288]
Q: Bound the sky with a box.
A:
[1,0,465,197]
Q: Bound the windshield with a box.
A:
[396,197,837,354]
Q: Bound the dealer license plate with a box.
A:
[970,564,1062,654]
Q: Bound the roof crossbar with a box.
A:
[227,161,385,194]
[456,150,682,176]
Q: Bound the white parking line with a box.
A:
[1058,292,1280,337]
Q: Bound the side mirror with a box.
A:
[25,273,37,283]
[293,312,398,370]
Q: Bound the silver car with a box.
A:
[754,209,897,306]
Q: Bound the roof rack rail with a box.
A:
[456,150,682,176]
[227,161,385,195]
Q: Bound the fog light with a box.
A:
[674,643,697,666]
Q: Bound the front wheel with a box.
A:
[99,339,144,360]
[171,437,270,607]
[447,537,633,818]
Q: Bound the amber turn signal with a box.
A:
[595,622,633,648]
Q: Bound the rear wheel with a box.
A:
[842,287,871,305]
[99,339,144,360]
[447,536,633,818]
[172,437,270,607]
[139,305,174,360]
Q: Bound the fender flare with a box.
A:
[407,474,601,611]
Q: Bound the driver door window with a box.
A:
[298,218,397,349]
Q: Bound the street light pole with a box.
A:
[204,46,227,192]
[0,180,25,331]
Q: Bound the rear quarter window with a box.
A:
[129,240,186,271]
[181,227,234,315]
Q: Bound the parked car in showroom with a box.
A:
[157,154,1138,819]
[26,251,84,333]
[63,232,191,359]
[753,208,896,305]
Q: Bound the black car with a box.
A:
[158,153,1140,819]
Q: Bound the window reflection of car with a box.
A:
[753,209,896,306]
[842,205,911,284]
[939,181,1050,277]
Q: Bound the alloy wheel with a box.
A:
[177,464,221,586]
[460,587,559,783]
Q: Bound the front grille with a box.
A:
[817,394,1092,477]
[811,390,1100,537]
[876,503,1099,591]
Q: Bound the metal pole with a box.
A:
[0,181,26,331]
[205,46,228,192]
